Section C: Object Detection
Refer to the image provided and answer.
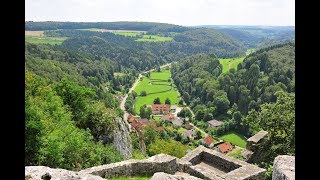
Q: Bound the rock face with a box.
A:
[272,155,295,180]
[112,117,132,158]
[25,166,104,180]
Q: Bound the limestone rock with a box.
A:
[272,155,295,180]
[25,166,104,180]
[151,172,202,180]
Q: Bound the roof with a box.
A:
[183,129,196,138]
[172,118,183,126]
[217,142,233,153]
[152,104,170,111]
[139,118,149,123]
[203,136,216,146]
[247,130,268,143]
[184,123,193,129]
[156,126,165,132]
[162,113,175,120]
[141,121,157,128]
[127,114,136,123]
[131,120,143,130]
[207,119,224,127]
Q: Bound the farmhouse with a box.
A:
[131,120,143,131]
[207,119,224,128]
[201,136,216,148]
[151,104,170,114]
[162,113,175,121]
[216,142,233,154]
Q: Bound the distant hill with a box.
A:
[25,21,190,33]
[194,25,295,48]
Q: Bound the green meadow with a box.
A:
[25,36,67,45]
[218,131,247,148]
[135,35,173,42]
[219,56,245,73]
[134,70,179,114]
[113,32,143,37]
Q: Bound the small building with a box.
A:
[156,126,165,132]
[170,105,177,112]
[182,129,196,139]
[162,113,175,121]
[152,104,170,115]
[207,119,224,128]
[201,136,216,148]
[172,117,183,126]
[131,120,143,131]
[216,142,233,154]
[127,114,136,123]
[184,123,193,130]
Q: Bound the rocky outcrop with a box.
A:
[272,155,295,180]
[111,117,132,158]
[151,172,202,180]
[26,146,266,180]
[25,166,104,180]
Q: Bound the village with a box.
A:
[126,103,242,156]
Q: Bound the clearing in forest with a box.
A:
[218,131,247,148]
[134,69,179,114]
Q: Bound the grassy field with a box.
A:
[219,56,245,73]
[228,149,245,160]
[134,70,179,114]
[25,36,67,45]
[218,131,247,148]
[114,32,142,37]
[25,31,44,36]
[110,176,150,180]
[135,35,173,42]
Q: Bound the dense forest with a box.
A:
[172,42,295,175]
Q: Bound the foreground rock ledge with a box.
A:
[25,146,266,180]
[272,155,295,180]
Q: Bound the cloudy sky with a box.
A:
[26,0,295,26]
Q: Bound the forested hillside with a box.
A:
[172,42,294,129]
[172,42,295,175]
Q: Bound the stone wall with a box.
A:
[272,155,295,180]
[25,146,266,180]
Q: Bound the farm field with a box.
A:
[25,36,67,45]
[135,35,173,42]
[134,70,179,114]
[25,31,44,36]
[113,32,143,37]
[218,131,247,148]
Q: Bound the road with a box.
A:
[189,122,209,137]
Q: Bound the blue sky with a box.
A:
[26,0,295,26]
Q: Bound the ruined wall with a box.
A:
[272,155,295,180]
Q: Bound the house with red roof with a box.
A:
[216,142,233,154]
[131,120,143,131]
[162,113,175,121]
[200,136,216,148]
[151,104,170,115]
[127,114,136,123]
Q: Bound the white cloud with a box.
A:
[25,0,295,26]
